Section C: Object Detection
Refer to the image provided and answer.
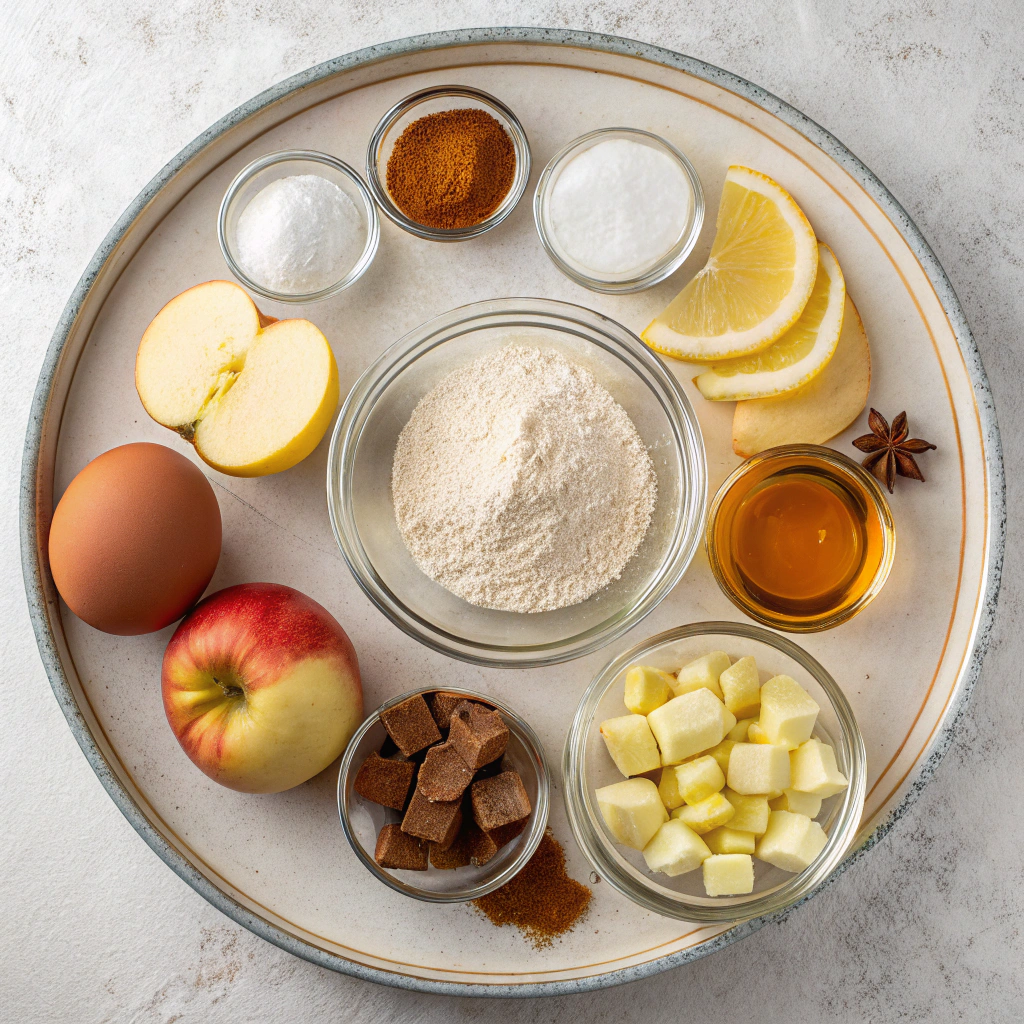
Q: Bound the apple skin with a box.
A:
[162,583,362,794]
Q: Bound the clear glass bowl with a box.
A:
[706,445,896,632]
[218,150,380,303]
[365,85,531,241]
[533,128,705,293]
[326,297,707,668]
[337,686,549,902]
[563,622,867,922]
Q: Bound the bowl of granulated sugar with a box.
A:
[219,150,380,303]
[327,297,707,668]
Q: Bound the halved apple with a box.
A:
[135,280,339,476]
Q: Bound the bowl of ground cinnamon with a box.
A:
[365,85,531,241]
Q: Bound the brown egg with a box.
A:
[48,442,222,635]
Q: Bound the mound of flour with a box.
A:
[392,345,657,613]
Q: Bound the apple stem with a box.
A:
[213,677,244,700]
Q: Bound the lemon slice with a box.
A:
[732,294,871,457]
[643,166,818,361]
[693,243,845,401]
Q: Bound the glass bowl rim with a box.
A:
[325,295,708,668]
[705,444,897,633]
[562,619,868,922]
[336,685,551,903]
[217,149,381,303]
[364,84,532,241]
[533,126,706,294]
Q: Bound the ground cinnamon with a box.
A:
[472,831,592,948]
[386,108,516,230]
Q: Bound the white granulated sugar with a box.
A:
[235,174,365,294]
[392,345,658,614]
[550,138,692,275]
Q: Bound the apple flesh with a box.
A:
[732,294,871,457]
[162,582,362,793]
[135,280,339,476]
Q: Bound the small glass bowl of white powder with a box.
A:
[219,150,380,303]
[534,128,704,293]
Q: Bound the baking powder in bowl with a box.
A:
[392,345,657,613]
[235,174,365,294]
[549,138,691,275]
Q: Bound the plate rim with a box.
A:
[19,25,1005,998]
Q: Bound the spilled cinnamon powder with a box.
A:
[472,831,592,948]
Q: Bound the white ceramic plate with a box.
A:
[21,29,1003,996]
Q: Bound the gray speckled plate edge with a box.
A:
[20,26,1005,998]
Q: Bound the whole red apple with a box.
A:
[162,583,363,793]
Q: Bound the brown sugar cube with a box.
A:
[465,823,499,866]
[488,816,528,851]
[433,803,463,851]
[353,752,417,811]
[401,788,462,848]
[460,817,527,868]
[449,701,509,770]
[471,771,532,831]
[375,824,428,871]
[429,832,472,870]
[426,691,482,730]
[417,741,473,802]
[380,694,441,756]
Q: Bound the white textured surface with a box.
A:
[2,2,1021,1021]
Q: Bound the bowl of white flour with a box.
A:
[327,297,707,668]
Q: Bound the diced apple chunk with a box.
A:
[769,788,823,818]
[623,665,674,715]
[706,739,735,776]
[647,689,730,765]
[672,651,731,699]
[657,766,684,810]
[596,779,669,850]
[790,738,849,797]
[703,854,754,896]
[642,819,711,876]
[722,789,770,835]
[720,705,738,735]
[759,675,819,749]
[674,755,726,805]
[756,810,828,872]
[599,714,661,777]
[748,721,771,744]
[704,826,756,855]
[671,791,735,834]
[729,718,755,742]
[719,656,761,718]
[727,742,791,795]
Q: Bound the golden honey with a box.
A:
[707,446,894,632]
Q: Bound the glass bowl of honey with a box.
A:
[706,445,895,632]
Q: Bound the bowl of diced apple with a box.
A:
[562,621,866,922]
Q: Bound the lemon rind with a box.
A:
[731,294,871,458]
[694,243,846,401]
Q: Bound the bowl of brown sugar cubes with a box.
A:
[337,686,550,900]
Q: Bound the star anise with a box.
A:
[852,409,936,493]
